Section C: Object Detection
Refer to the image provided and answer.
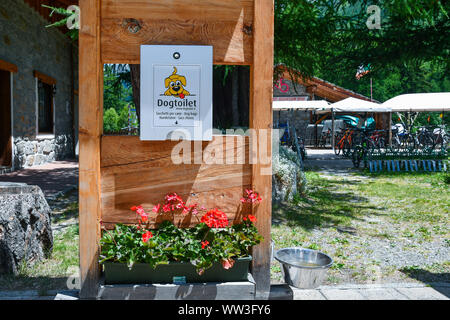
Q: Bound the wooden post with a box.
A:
[251,0,274,299]
[78,0,102,299]
[331,108,335,151]
[389,111,392,147]
[78,0,274,299]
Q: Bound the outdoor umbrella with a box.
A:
[382,92,450,112]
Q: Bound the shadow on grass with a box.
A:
[48,189,79,224]
[273,182,386,231]
[50,202,79,224]
[0,275,69,293]
[399,268,450,298]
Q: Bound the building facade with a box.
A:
[0,0,77,172]
[273,66,389,146]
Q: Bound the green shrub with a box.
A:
[103,108,119,133]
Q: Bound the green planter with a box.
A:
[103,256,252,284]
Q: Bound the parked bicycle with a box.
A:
[334,128,355,157]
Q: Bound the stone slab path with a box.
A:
[271,282,449,300]
[0,160,78,199]
[0,283,448,300]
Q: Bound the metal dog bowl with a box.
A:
[274,247,333,289]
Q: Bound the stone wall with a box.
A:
[0,0,77,169]
[274,78,308,97]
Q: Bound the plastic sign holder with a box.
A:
[140,45,213,141]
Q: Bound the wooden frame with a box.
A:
[35,77,55,136]
[0,69,14,169]
[79,0,274,299]
[0,59,18,73]
[33,70,57,86]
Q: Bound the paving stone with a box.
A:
[269,284,294,300]
[357,288,408,300]
[292,289,326,300]
[433,286,450,297]
[396,287,449,300]
[320,289,367,300]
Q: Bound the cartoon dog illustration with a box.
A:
[164,67,190,99]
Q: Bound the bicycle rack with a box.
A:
[368,159,448,173]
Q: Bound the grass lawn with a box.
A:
[1,172,448,293]
[271,170,450,285]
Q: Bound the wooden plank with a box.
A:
[100,135,249,168]
[78,0,102,299]
[100,135,252,228]
[0,59,18,73]
[102,0,253,20]
[33,70,57,85]
[250,0,274,299]
[100,0,253,64]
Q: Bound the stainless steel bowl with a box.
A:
[274,247,333,289]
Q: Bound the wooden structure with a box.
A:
[79,0,274,299]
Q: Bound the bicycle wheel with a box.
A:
[334,135,343,155]
[352,146,362,168]
[377,137,386,150]
[343,139,352,157]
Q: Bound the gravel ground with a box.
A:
[271,170,450,286]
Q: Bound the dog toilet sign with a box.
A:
[140,45,213,141]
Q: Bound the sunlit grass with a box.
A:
[271,170,450,284]
[0,224,79,293]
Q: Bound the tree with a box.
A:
[275,0,449,101]
[45,1,449,112]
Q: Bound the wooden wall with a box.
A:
[100,135,251,228]
[79,0,274,299]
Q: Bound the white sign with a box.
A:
[140,45,213,141]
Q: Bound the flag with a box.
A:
[356,64,372,80]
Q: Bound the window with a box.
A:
[37,80,54,134]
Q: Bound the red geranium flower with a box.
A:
[200,209,229,228]
[221,258,235,270]
[140,213,149,222]
[241,189,262,204]
[152,204,161,213]
[201,240,209,249]
[142,231,153,243]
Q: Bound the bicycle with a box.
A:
[334,129,355,157]
[351,129,372,168]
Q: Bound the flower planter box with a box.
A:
[103,256,252,284]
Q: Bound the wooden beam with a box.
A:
[0,59,18,73]
[315,113,330,125]
[250,0,274,299]
[33,70,57,85]
[78,0,102,299]
[100,0,253,65]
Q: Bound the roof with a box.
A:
[273,100,330,111]
[275,64,376,103]
[327,97,390,113]
[382,92,450,112]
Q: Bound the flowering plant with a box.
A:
[99,191,263,274]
